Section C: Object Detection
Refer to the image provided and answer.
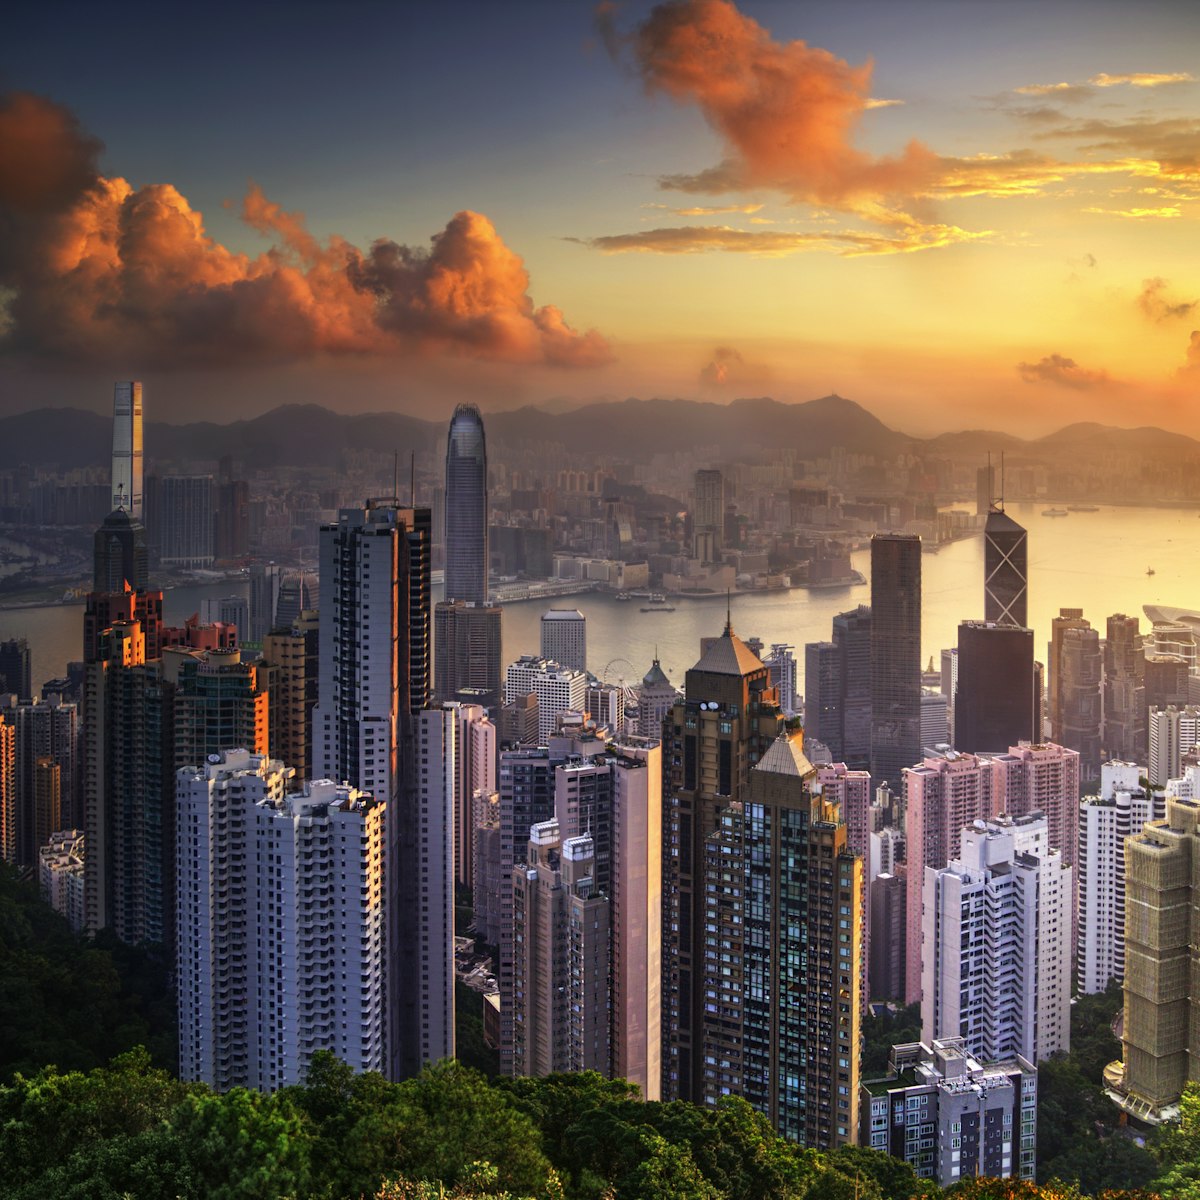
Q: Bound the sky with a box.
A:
[0,0,1197,435]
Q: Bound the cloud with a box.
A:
[1183,331,1200,375]
[644,202,765,215]
[575,219,985,257]
[603,0,937,207]
[1014,82,1082,97]
[1090,72,1196,88]
[698,344,771,386]
[1016,354,1110,390]
[865,98,904,110]
[1083,204,1181,218]
[1140,278,1197,322]
[0,92,611,369]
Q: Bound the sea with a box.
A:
[2,502,1195,694]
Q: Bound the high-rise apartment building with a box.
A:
[692,468,724,562]
[39,828,85,932]
[1078,762,1161,995]
[444,404,489,605]
[922,814,1071,1063]
[0,638,32,703]
[764,644,799,717]
[159,476,214,568]
[170,647,269,770]
[1104,615,1145,761]
[869,872,907,1002]
[816,761,873,860]
[261,611,318,786]
[434,601,502,711]
[1112,793,1200,1121]
[861,1039,1037,1187]
[1058,624,1103,784]
[663,622,786,1106]
[176,752,385,1091]
[0,713,13,863]
[1149,705,1200,786]
[441,702,495,889]
[540,608,587,674]
[111,381,143,518]
[870,534,922,787]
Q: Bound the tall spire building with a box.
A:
[111,382,144,518]
[443,404,488,605]
[984,507,1027,627]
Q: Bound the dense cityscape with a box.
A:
[2,1,1199,1196]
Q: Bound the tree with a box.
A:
[615,1131,722,1200]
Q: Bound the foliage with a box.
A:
[455,981,500,1078]
[1152,1082,1200,1197]
[0,863,176,1082]
[861,1003,922,1075]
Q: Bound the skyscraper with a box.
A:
[158,476,214,568]
[805,606,872,769]
[1058,624,1103,784]
[0,638,32,704]
[248,563,281,643]
[870,535,922,786]
[540,608,587,673]
[983,507,1027,627]
[444,404,489,605]
[111,381,143,518]
[93,508,149,593]
[954,622,1037,753]
[692,468,724,562]
[0,713,13,864]
[261,611,319,787]
[922,813,1071,1063]
[433,601,502,711]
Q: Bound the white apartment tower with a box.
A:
[922,813,1071,1064]
[1078,762,1162,995]
[1148,705,1200,787]
[540,608,587,674]
[111,381,144,518]
[176,751,385,1091]
[504,656,588,743]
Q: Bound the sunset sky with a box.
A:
[1,0,1197,434]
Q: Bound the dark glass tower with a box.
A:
[955,621,1038,752]
[803,604,871,770]
[869,534,922,786]
[984,507,1027,627]
[444,404,488,605]
[93,508,149,593]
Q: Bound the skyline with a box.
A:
[0,0,1197,434]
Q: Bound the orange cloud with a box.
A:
[698,345,771,387]
[1091,72,1196,88]
[1017,354,1111,390]
[609,0,937,207]
[0,93,611,369]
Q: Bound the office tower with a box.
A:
[510,821,610,1076]
[923,814,1071,1063]
[0,638,32,703]
[921,690,949,748]
[870,535,922,787]
[903,751,998,1004]
[638,656,677,738]
[1113,793,1200,1120]
[0,713,12,863]
[169,646,269,769]
[201,596,249,643]
[983,507,1027,627]
[1078,762,1160,995]
[176,752,385,1091]
[159,476,214,568]
[313,498,432,1080]
[111,381,143,518]
[869,872,907,1002]
[261,611,318,785]
[504,656,587,743]
[817,761,873,860]
[93,508,149,593]
[1105,614,1145,761]
[1047,608,1089,739]
[663,621,786,1106]
[954,623,1037,753]
[39,829,86,932]
[1148,705,1200,786]
[736,732,864,1146]
[861,1039,1037,1187]
[540,608,586,673]
[213,477,249,561]
[586,680,625,734]
[975,461,995,517]
[434,601,502,711]
[805,606,872,771]
[444,404,489,605]
[248,563,282,643]
[940,648,959,702]
[499,692,539,748]
[1057,624,1103,784]
[274,571,314,630]
[1145,655,1190,741]
[609,739,662,1099]
[692,468,724,563]
[0,691,80,859]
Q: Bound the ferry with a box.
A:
[614,592,632,601]
[1041,508,1069,517]
[1067,505,1099,512]
[640,604,676,613]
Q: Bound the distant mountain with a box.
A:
[0,395,1194,472]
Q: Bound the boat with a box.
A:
[640,604,676,613]
[614,592,632,601]
[802,570,867,590]
[1041,508,1069,517]
[1147,568,1156,576]
[1068,505,1099,512]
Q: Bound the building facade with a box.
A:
[870,534,922,787]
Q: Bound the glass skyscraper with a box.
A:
[443,404,488,605]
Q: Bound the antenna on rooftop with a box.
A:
[393,451,399,502]
[410,451,416,508]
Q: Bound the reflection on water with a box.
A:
[1,503,1196,693]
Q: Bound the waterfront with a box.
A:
[1,502,1196,694]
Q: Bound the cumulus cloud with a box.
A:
[1017,354,1111,390]
[698,345,771,387]
[0,92,611,369]
[603,0,937,207]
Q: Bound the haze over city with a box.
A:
[1,0,1197,432]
